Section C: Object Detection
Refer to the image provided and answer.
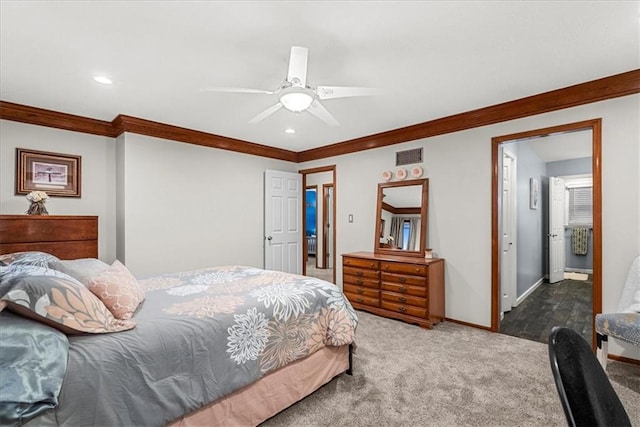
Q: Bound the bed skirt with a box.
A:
[168,345,350,426]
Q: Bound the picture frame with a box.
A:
[530,178,538,209]
[16,148,81,197]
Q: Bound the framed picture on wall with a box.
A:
[16,148,81,197]
[530,178,538,209]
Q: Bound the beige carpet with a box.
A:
[263,311,640,426]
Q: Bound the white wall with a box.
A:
[300,94,640,360]
[0,120,117,261]
[118,133,296,277]
[0,123,296,277]
[1,94,638,360]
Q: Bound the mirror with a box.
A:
[374,178,428,257]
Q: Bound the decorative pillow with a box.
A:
[0,251,59,268]
[0,265,136,334]
[1,264,74,289]
[50,258,110,285]
[87,260,145,320]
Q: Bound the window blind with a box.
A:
[568,186,592,225]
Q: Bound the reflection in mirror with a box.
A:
[374,178,428,257]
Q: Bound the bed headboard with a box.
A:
[0,215,98,259]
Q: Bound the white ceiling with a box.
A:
[1,1,638,153]
[525,130,593,163]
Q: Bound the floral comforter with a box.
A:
[27,265,357,427]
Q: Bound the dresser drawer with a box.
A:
[381,262,427,276]
[381,272,426,287]
[344,284,379,298]
[345,292,379,307]
[381,290,427,307]
[344,274,379,289]
[343,266,380,280]
[381,300,427,318]
[381,281,427,298]
[344,257,380,270]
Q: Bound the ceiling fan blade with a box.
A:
[307,100,339,127]
[248,102,283,124]
[200,87,274,94]
[316,85,381,100]
[287,46,308,88]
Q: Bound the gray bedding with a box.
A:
[22,265,357,426]
[0,312,68,426]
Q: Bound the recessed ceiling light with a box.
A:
[285,128,295,134]
[93,75,112,85]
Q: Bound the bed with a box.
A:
[0,215,357,426]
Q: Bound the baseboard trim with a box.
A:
[608,353,640,365]
[444,317,492,331]
[515,277,545,306]
[565,267,593,274]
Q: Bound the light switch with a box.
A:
[348,214,354,223]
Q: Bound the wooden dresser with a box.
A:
[0,215,98,259]
[342,251,445,328]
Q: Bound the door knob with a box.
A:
[267,236,273,241]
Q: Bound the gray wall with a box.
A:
[512,143,547,297]
[547,157,592,177]
[546,157,593,272]
[502,147,593,299]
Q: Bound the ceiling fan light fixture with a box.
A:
[280,90,314,112]
[93,75,112,85]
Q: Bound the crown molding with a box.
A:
[297,69,640,162]
[1,69,638,163]
[111,115,298,162]
[0,101,117,137]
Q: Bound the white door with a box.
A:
[549,176,566,283]
[501,150,517,313]
[264,170,302,274]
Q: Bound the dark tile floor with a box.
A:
[500,276,593,345]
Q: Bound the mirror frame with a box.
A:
[374,178,428,258]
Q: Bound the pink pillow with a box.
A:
[87,260,145,320]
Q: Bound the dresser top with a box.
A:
[342,251,444,266]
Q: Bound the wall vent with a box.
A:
[396,148,423,166]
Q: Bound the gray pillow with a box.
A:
[50,258,110,285]
[0,251,60,268]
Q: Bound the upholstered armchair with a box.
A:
[595,256,640,369]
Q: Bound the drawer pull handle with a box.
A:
[356,271,364,277]
[370,263,375,267]
[356,279,363,285]
[399,306,407,312]
[416,268,421,273]
[399,286,407,293]
[357,288,364,294]
[399,297,407,303]
[399,277,406,283]
[356,297,364,303]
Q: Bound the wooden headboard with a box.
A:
[0,215,98,259]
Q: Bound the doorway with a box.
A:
[491,119,602,348]
[300,165,336,283]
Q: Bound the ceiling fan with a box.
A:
[202,46,380,126]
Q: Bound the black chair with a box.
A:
[548,326,631,427]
